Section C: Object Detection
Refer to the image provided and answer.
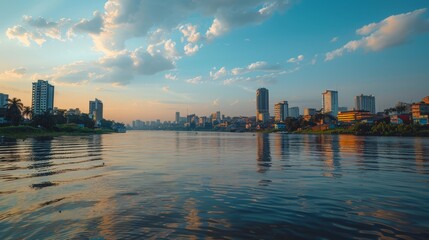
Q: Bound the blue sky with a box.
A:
[1,0,428,123]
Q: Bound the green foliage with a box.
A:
[352,123,372,135]
[67,114,95,128]
[22,106,33,119]
[53,110,67,124]
[31,112,56,130]
[284,117,300,132]
[0,126,42,135]
[100,119,114,129]
[5,98,24,126]
[352,122,420,136]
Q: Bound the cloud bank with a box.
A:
[5,0,291,86]
[326,8,429,61]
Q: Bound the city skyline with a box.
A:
[1,1,429,123]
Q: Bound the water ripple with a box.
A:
[0,133,428,239]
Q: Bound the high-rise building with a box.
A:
[0,93,8,123]
[32,80,54,115]
[0,93,8,109]
[289,107,300,118]
[304,108,316,116]
[175,112,180,123]
[89,98,103,125]
[355,94,376,114]
[256,88,269,122]
[274,101,289,122]
[322,90,338,117]
[216,111,221,122]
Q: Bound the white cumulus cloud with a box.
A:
[165,73,177,80]
[0,67,27,80]
[184,43,199,56]
[210,67,227,80]
[287,54,304,63]
[232,61,282,75]
[326,8,429,61]
[179,24,201,43]
[185,75,202,84]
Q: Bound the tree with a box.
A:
[67,114,95,128]
[22,106,33,120]
[31,111,56,130]
[53,109,67,124]
[100,119,114,129]
[5,98,24,126]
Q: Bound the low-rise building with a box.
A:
[304,108,316,116]
[390,114,412,124]
[412,101,429,125]
[274,123,286,130]
[338,110,374,123]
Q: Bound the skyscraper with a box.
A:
[216,111,221,122]
[355,94,376,114]
[0,93,8,108]
[274,101,289,122]
[175,112,180,123]
[0,93,8,123]
[89,98,103,125]
[322,90,338,117]
[256,88,269,122]
[32,80,54,115]
[289,107,300,118]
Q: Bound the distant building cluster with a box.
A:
[129,87,429,132]
[0,80,106,127]
[2,80,429,130]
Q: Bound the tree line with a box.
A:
[2,97,122,130]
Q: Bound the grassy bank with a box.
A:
[0,125,115,139]
[295,124,429,137]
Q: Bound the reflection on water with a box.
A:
[1,132,429,239]
[257,133,271,173]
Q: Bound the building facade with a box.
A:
[0,93,8,123]
[304,108,316,116]
[338,110,374,123]
[289,107,300,118]
[412,101,429,125]
[89,98,103,125]
[322,90,338,117]
[256,88,269,122]
[355,94,376,114]
[274,101,289,122]
[32,80,54,115]
[0,93,8,108]
[175,112,180,123]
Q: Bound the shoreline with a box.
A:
[2,126,428,139]
[127,128,429,137]
[0,126,115,140]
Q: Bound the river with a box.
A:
[1,131,428,239]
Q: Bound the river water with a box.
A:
[0,131,428,239]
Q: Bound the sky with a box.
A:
[1,0,429,124]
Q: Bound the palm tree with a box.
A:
[5,98,24,126]
[22,106,33,120]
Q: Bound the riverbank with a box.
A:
[295,124,429,137]
[0,125,115,139]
